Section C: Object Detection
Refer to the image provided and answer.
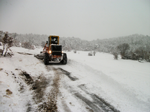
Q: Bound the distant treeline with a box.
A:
[0,31,150,54]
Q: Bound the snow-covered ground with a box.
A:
[0,47,150,112]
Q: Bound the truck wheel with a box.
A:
[44,53,49,65]
[61,53,67,65]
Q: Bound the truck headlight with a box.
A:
[49,50,52,54]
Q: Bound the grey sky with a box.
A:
[0,0,150,40]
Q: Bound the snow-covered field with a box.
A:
[0,47,150,112]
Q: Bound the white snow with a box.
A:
[0,47,150,112]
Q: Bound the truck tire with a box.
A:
[61,53,67,65]
[44,53,49,65]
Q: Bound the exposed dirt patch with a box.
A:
[26,101,32,112]
[32,75,49,103]
[4,71,35,111]
[6,89,12,95]
[19,71,34,85]
[46,69,60,112]
[18,71,51,111]
[0,68,3,71]
[18,69,62,112]
[4,71,25,93]
[38,69,60,112]
[46,65,52,72]
[19,84,25,93]
[58,68,78,81]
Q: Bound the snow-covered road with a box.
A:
[0,47,150,112]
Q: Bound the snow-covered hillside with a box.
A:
[0,47,150,112]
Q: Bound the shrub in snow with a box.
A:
[134,47,150,62]
[88,51,96,56]
[22,41,35,50]
[112,52,118,60]
[88,52,93,56]
[93,51,96,56]
[74,50,77,53]
[117,43,130,58]
[13,39,21,47]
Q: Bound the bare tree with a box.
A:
[1,32,13,56]
[4,37,13,56]
[2,33,9,55]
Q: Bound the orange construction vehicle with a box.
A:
[35,35,67,65]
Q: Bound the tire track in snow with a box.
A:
[78,84,120,112]
[62,60,150,112]
[58,68,78,81]
[60,98,72,112]
[58,67,120,112]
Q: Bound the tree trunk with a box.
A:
[4,47,9,57]
[2,44,5,56]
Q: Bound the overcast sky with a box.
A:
[0,0,150,40]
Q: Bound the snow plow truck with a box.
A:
[34,35,67,65]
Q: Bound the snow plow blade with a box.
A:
[34,53,44,60]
